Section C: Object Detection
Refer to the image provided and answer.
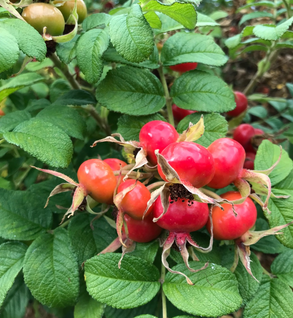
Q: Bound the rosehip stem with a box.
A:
[158,64,175,127]
[113,170,153,179]
[160,262,168,318]
[200,188,223,201]
[49,53,80,90]
[146,181,165,191]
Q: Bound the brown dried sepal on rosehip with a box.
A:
[234,221,293,281]
[31,166,87,221]
[153,192,214,285]
[91,133,149,180]
[234,147,289,213]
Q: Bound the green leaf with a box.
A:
[170,71,235,112]
[234,252,262,304]
[248,106,268,118]
[130,241,159,264]
[241,45,268,54]
[252,219,287,254]
[76,29,109,84]
[49,79,71,103]
[196,12,218,26]
[96,67,165,116]
[243,276,293,318]
[143,1,197,30]
[287,83,293,97]
[225,34,241,49]
[161,32,227,67]
[82,13,112,31]
[0,242,27,308]
[0,19,46,61]
[36,105,86,140]
[134,315,157,318]
[154,12,184,34]
[255,140,293,186]
[74,292,105,318]
[109,4,154,63]
[3,118,73,168]
[239,11,274,25]
[177,113,228,147]
[163,262,242,317]
[266,192,293,248]
[52,89,96,106]
[0,277,30,318]
[25,58,54,72]
[68,214,117,267]
[117,113,166,141]
[253,17,293,40]
[56,35,79,64]
[0,27,19,73]
[23,228,79,308]
[0,73,44,102]
[0,188,52,240]
[104,297,158,318]
[0,177,11,190]
[85,253,160,309]
[0,110,31,134]
[237,1,276,11]
[103,47,160,69]
[274,169,293,196]
[271,249,293,287]
[275,41,293,49]
[144,11,162,29]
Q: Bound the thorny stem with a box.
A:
[243,45,278,95]
[49,53,80,90]
[158,64,175,127]
[160,262,168,318]
[87,105,112,136]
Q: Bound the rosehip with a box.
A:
[157,141,215,188]
[139,120,179,166]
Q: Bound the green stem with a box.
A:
[158,64,174,127]
[282,0,292,18]
[243,47,278,95]
[87,105,112,136]
[49,53,80,90]
[58,218,71,228]
[161,262,168,318]
[263,267,276,278]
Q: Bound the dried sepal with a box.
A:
[44,183,75,208]
[144,184,167,219]
[161,232,194,285]
[119,239,136,269]
[175,233,209,275]
[91,134,149,180]
[177,116,205,143]
[116,209,127,247]
[152,185,171,222]
[155,150,179,183]
[61,184,88,222]
[236,240,259,282]
[155,151,218,206]
[31,166,78,186]
[99,236,125,255]
[113,181,137,209]
[241,220,293,246]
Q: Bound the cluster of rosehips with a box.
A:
[39,118,284,282]
[73,120,257,244]
[21,0,87,36]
